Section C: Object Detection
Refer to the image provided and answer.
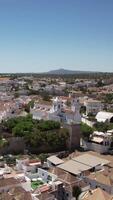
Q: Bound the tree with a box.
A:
[59,128,69,147]
[12,121,33,137]
[94,122,113,132]
[28,100,34,109]
[2,118,17,132]
[38,153,48,165]
[26,130,44,147]
[1,116,69,153]
[72,186,81,199]
[80,106,86,114]
[81,123,93,139]
[14,92,19,98]
[0,138,8,148]
[24,104,30,113]
[5,156,16,165]
[41,92,51,101]
[24,100,34,113]
[66,100,71,107]
[29,89,39,95]
[104,93,113,104]
[97,79,104,87]
[37,120,60,131]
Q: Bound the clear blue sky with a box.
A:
[0,0,113,73]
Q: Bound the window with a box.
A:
[47,175,52,181]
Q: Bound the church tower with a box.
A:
[71,97,81,123]
[50,97,63,114]
[64,96,81,151]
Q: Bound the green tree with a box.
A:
[2,118,17,132]
[12,121,33,137]
[72,186,81,200]
[41,92,51,101]
[1,116,69,152]
[38,153,48,165]
[0,138,8,148]
[59,128,69,146]
[81,123,93,139]
[66,100,71,107]
[24,100,34,113]
[97,79,104,87]
[28,100,34,108]
[37,120,60,131]
[94,122,113,132]
[104,93,113,104]
[80,106,86,114]
[14,92,19,98]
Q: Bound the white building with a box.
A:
[96,111,113,123]
[84,99,103,115]
[16,158,41,173]
[38,168,57,183]
[82,130,113,153]
[31,96,81,124]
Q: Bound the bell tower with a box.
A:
[71,97,79,112]
[64,96,81,151]
[50,97,62,114]
[71,97,81,123]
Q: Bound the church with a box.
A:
[30,96,81,150]
[31,96,81,125]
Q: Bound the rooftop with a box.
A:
[0,177,20,188]
[0,175,26,188]
[96,111,113,122]
[72,153,109,167]
[81,188,113,200]
[0,186,32,200]
[58,160,91,175]
[88,172,113,186]
[47,155,64,165]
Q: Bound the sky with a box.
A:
[0,0,113,73]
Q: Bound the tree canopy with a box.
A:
[72,186,81,199]
[104,93,113,104]
[81,123,93,139]
[1,116,69,152]
[94,122,113,132]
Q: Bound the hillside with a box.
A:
[46,68,95,75]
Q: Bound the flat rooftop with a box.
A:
[47,155,64,165]
[0,177,20,188]
[72,153,110,168]
[58,160,91,175]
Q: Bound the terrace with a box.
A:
[31,179,43,190]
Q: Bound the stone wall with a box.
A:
[0,137,25,155]
[64,123,81,151]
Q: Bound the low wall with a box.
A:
[82,117,95,128]
[82,140,109,153]
[25,172,39,180]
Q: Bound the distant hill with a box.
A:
[46,68,95,75]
